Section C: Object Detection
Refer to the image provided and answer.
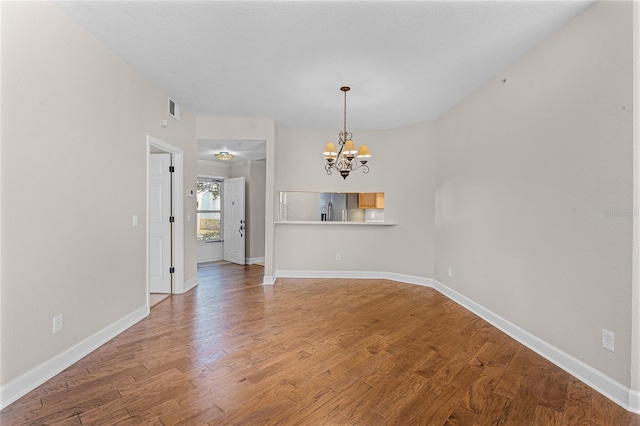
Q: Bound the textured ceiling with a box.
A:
[198,139,267,162]
[54,0,594,131]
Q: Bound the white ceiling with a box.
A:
[54,0,594,160]
[198,139,267,162]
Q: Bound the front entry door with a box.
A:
[149,153,172,293]
[223,177,245,265]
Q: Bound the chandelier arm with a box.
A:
[336,137,346,157]
[325,163,335,175]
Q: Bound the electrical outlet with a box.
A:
[448,266,453,278]
[336,253,341,261]
[602,329,614,352]
[53,314,63,333]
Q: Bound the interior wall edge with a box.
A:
[630,0,640,395]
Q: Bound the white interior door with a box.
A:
[223,177,245,265]
[149,153,172,293]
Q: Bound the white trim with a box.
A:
[272,270,639,414]
[246,257,265,265]
[263,275,276,285]
[180,276,199,294]
[275,270,431,287]
[197,257,223,264]
[147,136,185,295]
[0,305,148,410]
[631,389,640,414]
[276,270,384,279]
[275,221,397,226]
[384,272,433,287]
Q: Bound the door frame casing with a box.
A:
[146,135,184,304]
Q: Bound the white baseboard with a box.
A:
[275,270,432,288]
[197,257,222,264]
[384,272,433,287]
[631,389,640,413]
[263,275,276,285]
[273,270,639,414]
[0,305,148,410]
[181,276,198,293]
[276,270,384,279]
[246,256,265,265]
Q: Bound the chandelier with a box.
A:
[323,86,371,179]
[214,151,234,161]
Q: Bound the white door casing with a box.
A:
[149,153,172,293]
[223,176,245,265]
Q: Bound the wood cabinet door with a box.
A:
[358,193,376,208]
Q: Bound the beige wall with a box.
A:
[249,160,266,259]
[197,158,230,177]
[274,125,436,277]
[435,0,633,386]
[276,127,387,193]
[632,0,640,396]
[1,1,197,387]
[274,127,387,272]
[382,122,437,278]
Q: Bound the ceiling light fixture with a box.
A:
[323,86,371,180]
[214,151,235,161]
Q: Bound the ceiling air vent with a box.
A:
[168,97,180,120]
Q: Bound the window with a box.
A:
[197,178,222,242]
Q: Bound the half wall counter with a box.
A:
[277,191,396,225]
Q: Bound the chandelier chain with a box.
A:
[343,89,347,140]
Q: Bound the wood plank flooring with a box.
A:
[2,262,640,425]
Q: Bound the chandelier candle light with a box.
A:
[323,86,371,179]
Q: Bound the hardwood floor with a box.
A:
[2,262,639,425]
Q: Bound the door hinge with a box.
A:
[169,216,175,223]
[169,267,175,274]
[169,166,175,173]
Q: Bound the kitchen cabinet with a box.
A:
[358,192,384,209]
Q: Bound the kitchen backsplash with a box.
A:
[364,209,385,223]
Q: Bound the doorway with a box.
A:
[196,177,223,263]
[147,135,184,308]
[196,176,246,266]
